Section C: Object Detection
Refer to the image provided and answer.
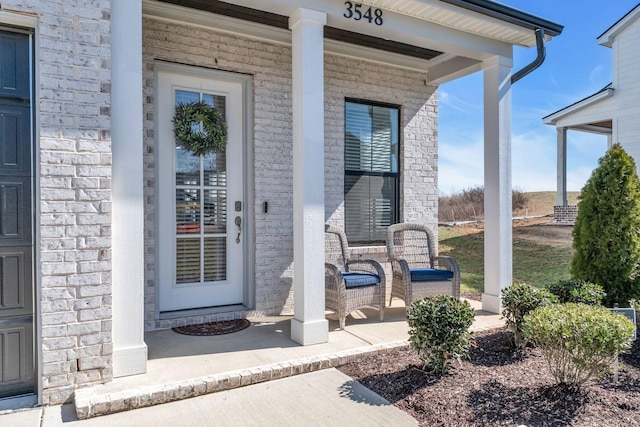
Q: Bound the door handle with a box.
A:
[235,216,242,243]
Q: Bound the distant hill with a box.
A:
[438,189,580,222]
[515,191,580,216]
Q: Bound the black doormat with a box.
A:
[172,319,251,336]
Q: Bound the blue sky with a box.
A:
[438,0,640,195]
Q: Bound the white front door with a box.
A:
[157,67,245,312]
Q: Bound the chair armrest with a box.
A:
[386,256,403,271]
[387,257,411,279]
[432,256,460,276]
[325,263,345,292]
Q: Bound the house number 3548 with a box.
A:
[344,1,383,25]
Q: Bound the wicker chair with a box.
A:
[325,225,386,330]
[386,222,460,305]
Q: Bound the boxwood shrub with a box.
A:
[523,303,635,387]
[501,283,557,348]
[547,279,605,305]
[407,295,475,375]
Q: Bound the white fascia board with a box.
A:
[325,39,431,72]
[597,5,640,47]
[543,88,614,125]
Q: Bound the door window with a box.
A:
[174,90,228,285]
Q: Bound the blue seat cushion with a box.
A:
[410,268,454,282]
[342,272,381,289]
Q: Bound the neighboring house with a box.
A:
[0,0,561,408]
[544,4,640,224]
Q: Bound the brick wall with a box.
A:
[142,18,438,328]
[554,205,578,225]
[0,0,113,404]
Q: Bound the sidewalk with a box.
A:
[2,369,418,426]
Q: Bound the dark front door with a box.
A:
[0,29,34,399]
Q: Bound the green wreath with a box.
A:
[172,101,227,156]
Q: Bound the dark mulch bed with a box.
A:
[338,328,640,426]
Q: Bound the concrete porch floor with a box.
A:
[74,299,504,419]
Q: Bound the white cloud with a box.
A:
[438,89,482,115]
[567,166,595,192]
[589,64,606,86]
[438,135,484,195]
[511,131,557,191]
[438,125,604,195]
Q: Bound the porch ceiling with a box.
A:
[567,120,613,136]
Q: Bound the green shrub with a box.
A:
[501,283,557,348]
[407,296,475,375]
[547,279,605,305]
[630,299,640,317]
[571,144,640,307]
[524,303,634,387]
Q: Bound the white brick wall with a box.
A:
[0,0,113,404]
[142,18,438,327]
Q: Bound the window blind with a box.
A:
[344,100,399,243]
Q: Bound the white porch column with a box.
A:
[111,0,147,376]
[482,56,513,314]
[556,127,568,206]
[289,9,329,345]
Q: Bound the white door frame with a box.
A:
[154,62,254,315]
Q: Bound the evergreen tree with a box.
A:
[571,143,640,306]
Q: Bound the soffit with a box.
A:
[346,0,545,47]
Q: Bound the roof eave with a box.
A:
[438,0,563,36]
[597,3,640,47]
[543,86,614,125]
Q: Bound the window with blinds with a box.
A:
[344,100,399,244]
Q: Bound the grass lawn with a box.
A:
[438,226,573,293]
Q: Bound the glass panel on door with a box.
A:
[174,90,227,286]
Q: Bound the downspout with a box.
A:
[511,28,545,84]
